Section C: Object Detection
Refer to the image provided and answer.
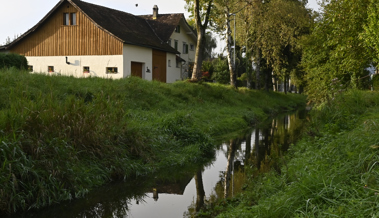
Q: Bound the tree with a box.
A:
[363,0,379,64]
[187,19,218,60]
[185,0,214,81]
[302,0,371,103]
[213,0,243,89]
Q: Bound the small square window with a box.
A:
[168,60,171,67]
[48,66,54,73]
[106,67,118,74]
[175,25,180,33]
[28,65,33,72]
[190,44,195,51]
[176,60,180,68]
[83,66,90,73]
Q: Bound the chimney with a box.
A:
[153,5,158,19]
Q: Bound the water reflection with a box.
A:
[187,110,307,216]
[10,110,307,218]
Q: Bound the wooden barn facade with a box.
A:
[1,0,197,83]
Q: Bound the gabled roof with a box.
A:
[140,14,197,43]
[4,0,179,54]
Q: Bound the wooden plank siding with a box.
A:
[10,2,123,56]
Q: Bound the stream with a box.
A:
[12,110,308,218]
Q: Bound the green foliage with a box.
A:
[302,0,372,103]
[0,68,305,214]
[0,53,28,70]
[363,0,379,64]
[202,60,214,79]
[211,57,230,84]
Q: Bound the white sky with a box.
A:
[0,0,320,47]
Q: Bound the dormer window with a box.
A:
[175,25,180,33]
[64,13,77,25]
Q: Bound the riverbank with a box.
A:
[0,68,306,214]
[202,90,379,217]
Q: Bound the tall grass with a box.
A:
[0,68,305,214]
[209,89,379,217]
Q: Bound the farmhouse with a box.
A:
[1,0,197,83]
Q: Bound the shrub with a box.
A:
[0,53,28,70]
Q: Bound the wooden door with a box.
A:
[131,62,143,78]
[152,50,167,82]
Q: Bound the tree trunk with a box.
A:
[255,50,261,90]
[265,68,270,92]
[272,72,277,91]
[192,30,204,80]
[224,139,236,199]
[225,13,237,89]
[284,76,287,94]
[195,170,205,212]
[191,0,213,81]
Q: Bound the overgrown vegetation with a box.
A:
[0,68,305,214]
[200,90,379,217]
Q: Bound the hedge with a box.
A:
[0,53,28,70]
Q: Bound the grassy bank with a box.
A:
[204,90,379,217]
[0,68,305,214]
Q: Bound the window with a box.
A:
[64,13,77,25]
[48,66,54,73]
[176,60,180,68]
[83,66,90,73]
[168,39,171,46]
[71,13,77,25]
[28,65,33,72]
[190,44,195,51]
[168,60,171,67]
[175,25,180,33]
[183,42,188,54]
[174,40,178,50]
[106,67,118,74]
[63,13,69,25]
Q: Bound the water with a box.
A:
[13,110,308,218]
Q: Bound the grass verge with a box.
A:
[202,89,379,217]
[0,68,305,214]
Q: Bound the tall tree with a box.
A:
[186,0,214,81]
[214,0,242,88]
[302,0,371,103]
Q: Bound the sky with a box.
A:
[0,0,321,47]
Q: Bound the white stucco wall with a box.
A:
[27,55,124,79]
[123,44,152,81]
[169,18,197,79]
[166,53,182,83]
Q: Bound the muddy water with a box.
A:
[14,110,307,218]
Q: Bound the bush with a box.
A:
[211,58,229,84]
[0,53,28,70]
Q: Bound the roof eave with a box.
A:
[124,41,179,54]
[5,0,67,50]
[68,0,125,44]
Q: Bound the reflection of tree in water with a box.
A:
[251,110,307,175]
[185,110,308,216]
